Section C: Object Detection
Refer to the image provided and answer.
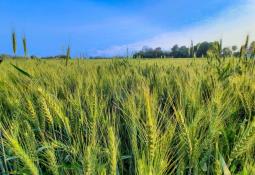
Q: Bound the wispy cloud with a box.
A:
[95,0,255,56]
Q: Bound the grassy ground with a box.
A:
[0,58,255,174]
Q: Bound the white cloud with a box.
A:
[95,0,255,56]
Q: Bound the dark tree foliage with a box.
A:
[195,42,212,57]
[133,42,215,59]
[171,45,189,58]
[133,47,167,58]
[133,45,189,58]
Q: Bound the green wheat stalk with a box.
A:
[12,31,17,57]
[66,45,71,66]
[23,35,27,58]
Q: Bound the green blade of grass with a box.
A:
[10,63,32,78]
[220,154,231,175]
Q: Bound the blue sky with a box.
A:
[0,0,251,56]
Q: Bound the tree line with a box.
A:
[133,39,255,59]
[1,31,255,59]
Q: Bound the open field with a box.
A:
[1,58,255,174]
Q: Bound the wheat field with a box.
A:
[0,58,255,174]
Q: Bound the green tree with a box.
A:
[196,42,212,57]
[232,45,238,52]
[155,47,163,58]
[222,47,232,57]
[178,46,189,58]
[171,45,179,58]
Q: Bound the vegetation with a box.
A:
[11,32,17,57]
[133,38,255,59]
[5,31,255,60]
[0,56,255,174]
[0,31,255,174]
[22,36,27,58]
[66,45,71,66]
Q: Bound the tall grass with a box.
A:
[66,45,71,66]
[12,31,17,57]
[0,58,255,174]
[22,35,27,58]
